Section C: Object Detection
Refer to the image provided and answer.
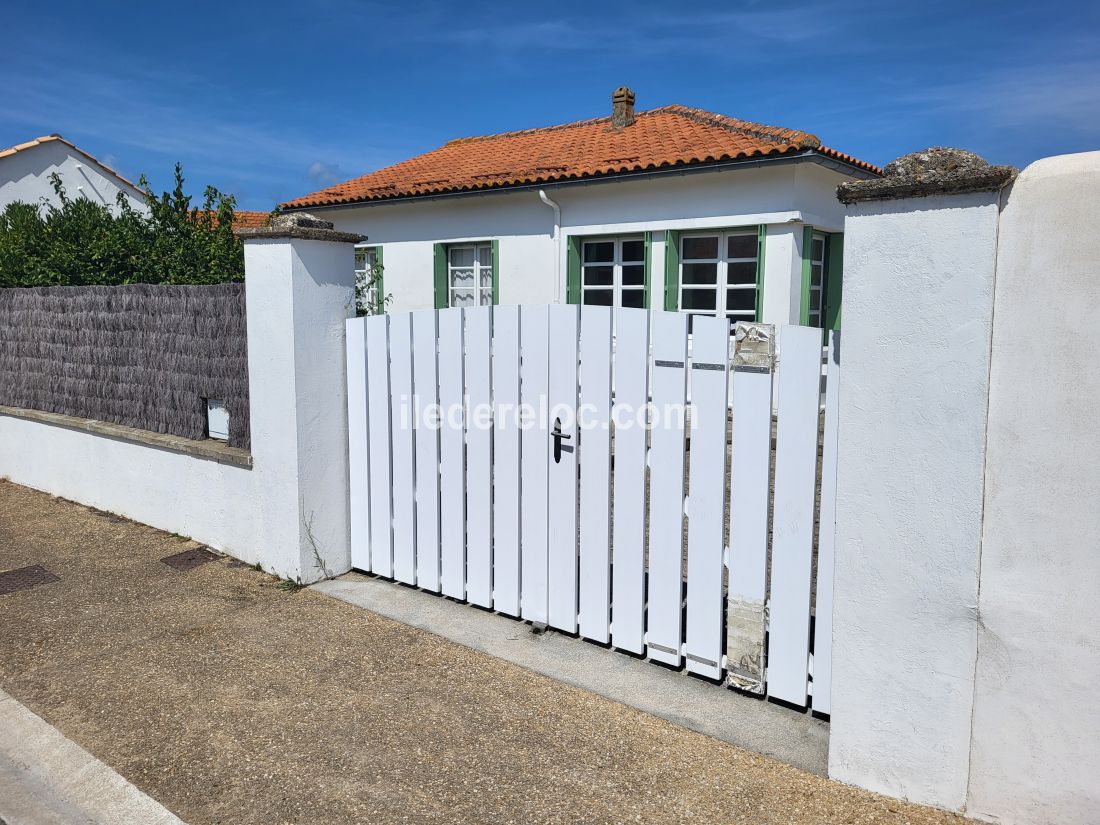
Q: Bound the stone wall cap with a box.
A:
[837,147,1018,204]
[236,211,366,243]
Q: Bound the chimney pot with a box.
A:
[611,86,636,128]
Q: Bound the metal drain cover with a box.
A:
[161,546,219,571]
[0,564,60,595]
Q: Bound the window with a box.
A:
[806,232,826,329]
[447,243,494,307]
[581,236,646,307]
[678,230,759,329]
[354,245,381,314]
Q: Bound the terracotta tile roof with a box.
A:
[0,134,145,194]
[281,105,881,209]
[231,210,272,229]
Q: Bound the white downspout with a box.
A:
[539,189,562,302]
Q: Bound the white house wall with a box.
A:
[316,161,854,319]
[0,140,148,214]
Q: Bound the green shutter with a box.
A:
[566,235,582,305]
[663,230,679,311]
[755,225,766,322]
[643,231,652,309]
[375,246,385,314]
[825,233,844,332]
[800,225,814,326]
[491,239,500,305]
[433,243,448,309]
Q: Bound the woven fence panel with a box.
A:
[0,284,250,449]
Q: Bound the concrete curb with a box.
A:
[313,572,829,776]
[0,688,183,825]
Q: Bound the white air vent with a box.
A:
[206,399,230,441]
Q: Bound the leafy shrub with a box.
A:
[0,165,245,288]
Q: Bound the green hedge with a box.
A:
[0,165,246,288]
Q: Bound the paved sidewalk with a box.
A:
[0,480,965,825]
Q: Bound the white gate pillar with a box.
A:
[240,214,363,583]
[826,150,1016,809]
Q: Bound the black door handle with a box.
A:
[551,417,572,463]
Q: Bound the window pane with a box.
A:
[727,261,757,286]
[681,288,716,311]
[810,262,823,287]
[480,268,494,289]
[726,288,757,312]
[812,237,826,261]
[621,239,645,262]
[727,234,757,259]
[583,241,614,263]
[451,288,476,307]
[809,288,822,312]
[449,246,474,267]
[622,289,645,308]
[479,287,493,306]
[450,269,475,289]
[682,236,719,260]
[583,289,613,306]
[682,262,718,286]
[622,265,645,286]
[583,265,613,286]
[354,250,366,269]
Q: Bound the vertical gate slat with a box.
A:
[519,306,550,624]
[684,315,730,680]
[812,330,841,715]
[346,317,371,572]
[389,313,417,584]
[492,306,522,616]
[365,314,394,578]
[438,308,466,600]
[578,305,613,643]
[547,304,580,634]
[726,328,774,693]
[647,311,689,667]
[610,307,650,654]
[412,310,442,592]
[464,306,493,608]
[767,324,823,706]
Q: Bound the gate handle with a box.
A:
[551,417,572,464]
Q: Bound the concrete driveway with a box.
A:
[0,480,964,824]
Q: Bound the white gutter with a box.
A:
[538,189,562,303]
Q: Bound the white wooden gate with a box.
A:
[346,305,840,712]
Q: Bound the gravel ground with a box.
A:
[0,480,966,825]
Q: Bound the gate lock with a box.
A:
[551,417,573,463]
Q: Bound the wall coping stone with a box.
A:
[837,147,1017,204]
[0,405,253,469]
[236,211,365,243]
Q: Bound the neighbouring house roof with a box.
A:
[281,104,881,210]
[0,134,145,195]
[231,210,272,229]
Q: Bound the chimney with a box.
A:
[611,87,636,129]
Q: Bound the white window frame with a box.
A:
[678,229,759,326]
[807,232,826,329]
[581,235,646,308]
[447,242,493,307]
[354,244,380,314]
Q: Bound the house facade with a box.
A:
[282,89,879,331]
[0,134,148,213]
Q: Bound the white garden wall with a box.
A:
[966,151,1100,825]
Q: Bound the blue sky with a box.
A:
[3,1,1098,210]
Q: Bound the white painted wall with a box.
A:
[0,232,356,584]
[828,191,1001,810]
[0,415,261,557]
[0,140,147,213]
[315,161,854,320]
[966,152,1100,825]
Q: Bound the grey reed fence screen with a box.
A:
[0,283,250,449]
